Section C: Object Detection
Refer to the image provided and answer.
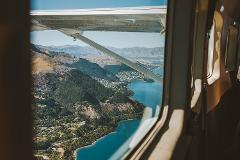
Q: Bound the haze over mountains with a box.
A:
[33,44,164,58]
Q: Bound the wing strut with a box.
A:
[59,28,162,83]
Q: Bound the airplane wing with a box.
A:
[30,6,167,82]
[31,6,166,33]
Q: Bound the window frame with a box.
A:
[125,0,197,159]
[225,25,239,72]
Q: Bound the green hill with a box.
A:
[53,69,114,107]
[71,58,118,81]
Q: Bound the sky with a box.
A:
[31,0,167,10]
[30,0,167,48]
[31,31,165,48]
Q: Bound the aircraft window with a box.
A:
[207,12,222,85]
[207,22,215,79]
[31,1,167,159]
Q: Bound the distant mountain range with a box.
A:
[33,44,164,58]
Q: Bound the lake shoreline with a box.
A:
[74,77,162,160]
[74,118,138,160]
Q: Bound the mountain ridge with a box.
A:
[32,44,164,58]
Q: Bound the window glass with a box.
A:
[207,12,222,85]
[31,1,167,159]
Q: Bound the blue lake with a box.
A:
[128,80,163,115]
[77,70,163,160]
[77,120,141,160]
